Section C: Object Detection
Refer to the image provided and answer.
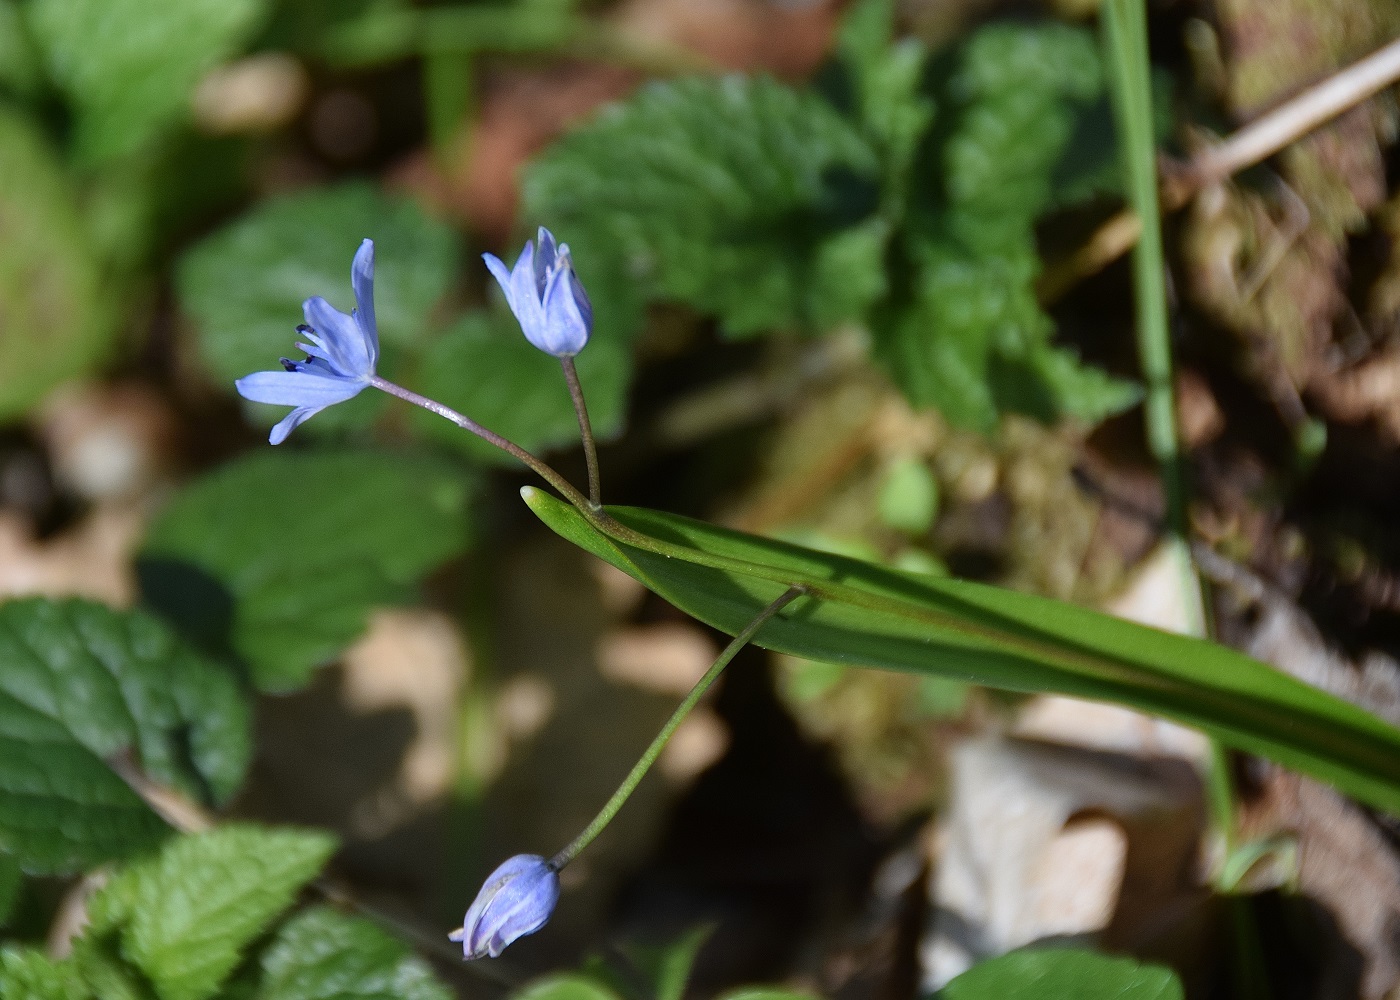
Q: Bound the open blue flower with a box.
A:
[450,854,560,959]
[235,239,379,444]
[484,227,592,357]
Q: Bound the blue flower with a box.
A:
[235,239,379,444]
[484,227,593,357]
[449,854,560,959]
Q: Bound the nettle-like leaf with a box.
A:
[88,825,336,1000]
[875,21,1139,431]
[412,310,633,462]
[523,75,882,340]
[0,108,111,422]
[26,0,269,164]
[939,948,1182,1000]
[139,449,474,692]
[0,948,89,1000]
[0,598,250,875]
[258,907,453,1000]
[176,182,461,402]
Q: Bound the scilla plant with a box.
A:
[238,230,1400,960]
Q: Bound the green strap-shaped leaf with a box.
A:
[523,489,1400,814]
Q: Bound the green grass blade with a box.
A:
[523,488,1400,814]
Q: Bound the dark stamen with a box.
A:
[280,358,300,372]
[296,324,314,335]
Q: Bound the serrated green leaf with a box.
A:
[833,0,931,211]
[0,107,111,421]
[0,598,250,874]
[67,938,149,1000]
[92,825,336,1000]
[257,907,452,1000]
[524,490,1400,814]
[523,75,881,339]
[412,310,632,462]
[939,948,1181,1000]
[26,0,269,164]
[139,449,474,691]
[0,949,89,1000]
[876,21,1137,430]
[176,183,461,394]
[511,975,622,1000]
[0,954,85,1000]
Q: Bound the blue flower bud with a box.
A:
[483,227,593,357]
[449,854,560,959]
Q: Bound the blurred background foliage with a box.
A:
[2,0,1400,997]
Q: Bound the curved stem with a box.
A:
[369,376,593,511]
[550,586,805,870]
[560,357,601,507]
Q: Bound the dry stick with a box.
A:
[1038,34,1400,303]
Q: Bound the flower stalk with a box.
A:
[549,585,805,871]
[560,357,602,507]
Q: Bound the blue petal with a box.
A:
[454,854,559,960]
[539,262,590,356]
[483,253,518,314]
[235,369,366,408]
[303,296,371,376]
[268,406,325,445]
[561,247,593,333]
[509,240,545,337]
[533,227,558,297]
[351,239,379,370]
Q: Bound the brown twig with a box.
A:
[1039,35,1400,302]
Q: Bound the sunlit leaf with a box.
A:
[140,449,475,692]
[0,598,250,875]
[939,948,1182,1000]
[525,489,1400,814]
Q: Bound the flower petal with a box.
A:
[269,405,325,445]
[303,296,371,376]
[533,227,558,297]
[235,369,366,408]
[483,253,518,314]
[539,261,590,356]
[350,238,379,370]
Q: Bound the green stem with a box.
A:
[1102,0,1232,863]
[560,357,602,508]
[549,585,806,870]
[369,375,594,512]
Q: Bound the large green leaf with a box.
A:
[0,108,111,421]
[257,907,453,1000]
[0,598,250,874]
[523,490,1400,814]
[412,310,633,462]
[875,21,1138,430]
[522,75,882,339]
[89,825,335,1000]
[139,449,475,692]
[939,948,1181,1000]
[26,0,269,164]
[0,949,88,1000]
[176,183,461,394]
